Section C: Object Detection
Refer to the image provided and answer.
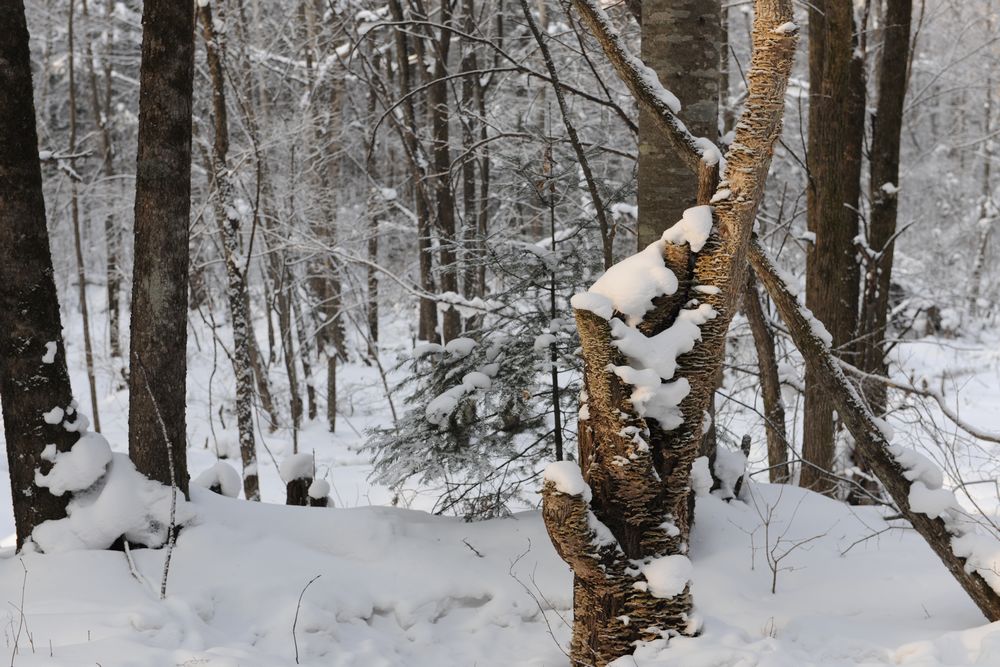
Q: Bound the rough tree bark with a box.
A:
[128,0,194,496]
[541,1,796,663]
[0,0,83,549]
[801,0,867,494]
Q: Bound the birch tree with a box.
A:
[541,0,796,661]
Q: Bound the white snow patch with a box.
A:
[35,433,113,497]
[43,406,65,425]
[33,453,191,552]
[571,291,614,320]
[588,240,679,326]
[279,453,314,483]
[192,461,242,498]
[640,555,692,598]
[543,461,592,502]
[308,478,331,501]
[661,206,714,253]
[691,456,713,497]
[42,341,58,364]
[444,337,477,357]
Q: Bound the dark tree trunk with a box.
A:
[127,0,194,497]
[801,0,866,494]
[743,273,789,483]
[429,0,462,343]
[854,0,912,502]
[0,0,82,549]
[389,0,439,343]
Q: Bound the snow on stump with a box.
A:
[192,461,242,498]
[281,453,327,507]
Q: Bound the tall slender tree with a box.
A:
[0,0,83,548]
[127,0,195,496]
[801,0,866,493]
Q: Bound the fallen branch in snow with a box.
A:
[749,238,1000,621]
[292,575,322,665]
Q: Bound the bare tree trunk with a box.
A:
[128,0,194,496]
[0,0,83,548]
[854,0,912,502]
[429,0,462,342]
[542,2,795,662]
[388,0,439,342]
[637,0,720,249]
[743,273,789,483]
[67,0,101,433]
[81,0,121,364]
[801,0,866,494]
[968,80,993,318]
[197,2,260,500]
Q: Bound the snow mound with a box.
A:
[33,453,191,553]
[192,461,242,498]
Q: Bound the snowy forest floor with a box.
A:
[1,300,999,666]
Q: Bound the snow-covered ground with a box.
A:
[1,299,999,665]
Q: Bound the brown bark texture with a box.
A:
[858,0,912,412]
[128,0,194,497]
[0,0,82,549]
[743,273,789,483]
[543,1,796,663]
[801,0,867,494]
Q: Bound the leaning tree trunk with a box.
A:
[0,0,83,549]
[128,0,194,497]
[750,239,1000,622]
[541,1,796,663]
